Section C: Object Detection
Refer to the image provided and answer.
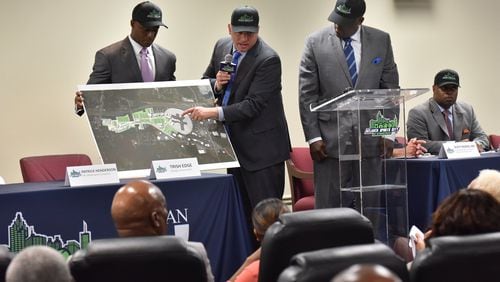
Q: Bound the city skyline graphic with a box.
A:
[5,212,92,258]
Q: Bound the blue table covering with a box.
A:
[406,153,500,229]
[0,173,252,282]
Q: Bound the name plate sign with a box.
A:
[150,158,201,180]
[65,164,120,187]
[439,141,480,159]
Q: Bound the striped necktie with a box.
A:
[343,38,358,86]
[222,51,242,106]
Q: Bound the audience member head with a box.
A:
[331,264,402,282]
[432,69,460,109]
[111,180,168,237]
[468,169,500,202]
[6,246,73,282]
[130,1,167,48]
[430,188,500,238]
[252,198,290,241]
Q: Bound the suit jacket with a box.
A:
[87,37,176,84]
[299,25,399,157]
[202,37,291,171]
[407,98,489,154]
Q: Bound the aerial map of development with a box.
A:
[79,80,239,173]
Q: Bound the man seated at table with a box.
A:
[407,69,489,154]
[111,180,214,282]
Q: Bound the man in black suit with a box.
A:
[182,6,291,238]
[74,1,176,115]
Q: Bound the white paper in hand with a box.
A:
[408,225,425,259]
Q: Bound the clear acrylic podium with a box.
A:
[310,88,428,245]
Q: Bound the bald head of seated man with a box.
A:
[111,180,168,237]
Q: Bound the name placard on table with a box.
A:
[65,164,120,187]
[439,141,480,159]
[150,158,201,180]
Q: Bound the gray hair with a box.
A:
[6,246,73,282]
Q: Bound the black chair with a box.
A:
[0,246,14,282]
[278,242,409,282]
[410,232,500,282]
[259,208,374,282]
[69,236,207,282]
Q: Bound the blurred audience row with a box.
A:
[1,169,500,282]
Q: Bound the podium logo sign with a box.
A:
[364,111,399,136]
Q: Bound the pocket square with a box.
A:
[372,57,382,64]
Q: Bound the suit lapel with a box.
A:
[453,104,465,140]
[233,39,259,86]
[429,99,452,139]
[152,44,163,81]
[330,30,352,87]
[121,38,142,81]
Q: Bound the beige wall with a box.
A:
[1,0,499,188]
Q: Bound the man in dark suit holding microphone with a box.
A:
[182,5,291,241]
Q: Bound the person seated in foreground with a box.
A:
[413,189,500,253]
[331,264,402,282]
[228,198,290,282]
[111,180,214,282]
[6,246,74,282]
[468,169,500,202]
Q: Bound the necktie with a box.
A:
[343,38,358,86]
[443,109,454,139]
[140,47,154,82]
[222,51,242,106]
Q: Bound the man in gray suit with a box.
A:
[183,6,291,241]
[299,0,399,208]
[74,1,176,115]
[407,69,489,154]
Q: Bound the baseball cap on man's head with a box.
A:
[328,0,366,26]
[132,1,167,28]
[434,69,460,87]
[231,6,259,33]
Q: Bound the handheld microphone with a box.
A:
[219,54,236,73]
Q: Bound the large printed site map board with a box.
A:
[79,80,239,178]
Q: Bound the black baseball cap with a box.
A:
[231,6,259,33]
[434,69,460,87]
[328,0,366,26]
[132,1,167,28]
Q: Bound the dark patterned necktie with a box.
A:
[443,109,453,139]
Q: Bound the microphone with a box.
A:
[219,54,236,73]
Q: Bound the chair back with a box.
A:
[20,154,92,182]
[259,208,374,282]
[286,147,314,211]
[410,232,500,282]
[0,246,14,282]
[278,243,409,282]
[490,134,500,150]
[69,236,207,282]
